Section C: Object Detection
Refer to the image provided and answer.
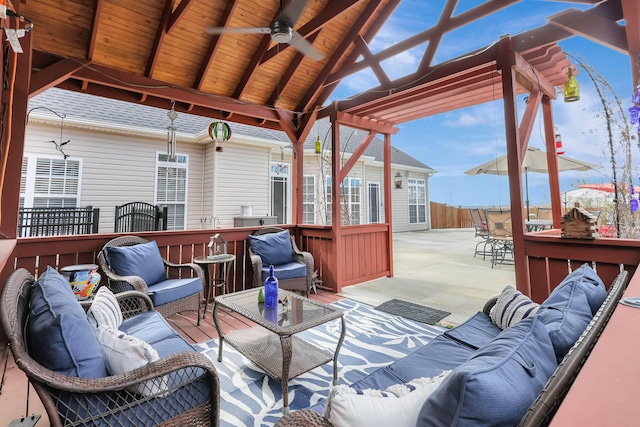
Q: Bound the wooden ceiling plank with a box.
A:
[327,0,518,86]
[313,0,403,109]
[68,63,281,121]
[622,0,640,87]
[192,0,239,92]
[548,9,628,53]
[261,0,361,63]
[145,0,174,78]
[167,0,196,34]
[418,0,457,72]
[30,59,90,97]
[87,0,103,61]
[296,0,387,112]
[267,33,321,107]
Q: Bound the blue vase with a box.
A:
[264,264,278,308]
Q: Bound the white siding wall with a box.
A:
[392,170,431,232]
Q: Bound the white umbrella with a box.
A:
[464,147,600,217]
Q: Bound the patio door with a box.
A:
[270,162,289,224]
[368,182,380,223]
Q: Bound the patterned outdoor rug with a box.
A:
[195,298,445,427]
[374,299,450,325]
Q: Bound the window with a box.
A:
[21,156,81,208]
[302,175,316,224]
[155,153,188,230]
[408,178,427,224]
[326,176,361,225]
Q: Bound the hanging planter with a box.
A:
[208,121,232,152]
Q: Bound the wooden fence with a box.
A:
[430,202,473,229]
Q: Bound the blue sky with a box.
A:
[329,0,634,208]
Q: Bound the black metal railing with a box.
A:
[18,206,100,237]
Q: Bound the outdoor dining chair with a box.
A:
[484,210,514,268]
[470,208,491,259]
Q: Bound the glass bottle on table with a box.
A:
[264,264,278,308]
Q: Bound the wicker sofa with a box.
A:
[275,265,629,427]
[1,267,220,427]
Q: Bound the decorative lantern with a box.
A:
[209,121,232,152]
[563,65,580,103]
[555,133,565,155]
[208,233,228,259]
[394,172,403,189]
[314,135,322,154]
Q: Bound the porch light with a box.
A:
[563,66,580,103]
[314,135,321,154]
[394,172,403,189]
[166,100,178,161]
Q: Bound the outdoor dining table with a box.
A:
[526,219,554,232]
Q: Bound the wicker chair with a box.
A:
[97,235,204,323]
[0,268,220,427]
[248,227,314,296]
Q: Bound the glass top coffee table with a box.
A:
[212,287,346,414]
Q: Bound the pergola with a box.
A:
[1,0,639,298]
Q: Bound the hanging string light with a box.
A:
[166,100,178,161]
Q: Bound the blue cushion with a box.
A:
[120,311,177,346]
[548,263,607,315]
[147,277,202,307]
[249,230,295,266]
[107,241,168,286]
[28,266,107,378]
[418,317,557,426]
[444,312,502,350]
[260,261,306,282]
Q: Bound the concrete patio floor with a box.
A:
[338,228,515,326]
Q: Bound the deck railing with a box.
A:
[18,206,100,237]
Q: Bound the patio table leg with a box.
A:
[212,302,225,362]
[281,335,293,415]
[333,316,346,386]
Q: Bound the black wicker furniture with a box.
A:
[1,267,220,427]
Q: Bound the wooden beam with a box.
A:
[354,36,390,87]
[338,131,376,182]
[29,59,90,97]
[622,0,640,88]
[513,51,557,98]
[87,0,104,60]
[384,133,393,277]
[335,111,398,135]
[548,7,628,54]
[145,0,173,78]
[167,0,196,34]
[518,87,542,160]
[276,109,298,143]
[542,96,563,228]
[417,0,456,73]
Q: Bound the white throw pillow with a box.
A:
[87,287,123,329]
[95,325,167,396]
[323,371,450,427]
[490,285,540,329]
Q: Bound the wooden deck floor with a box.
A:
[0,290,343,427]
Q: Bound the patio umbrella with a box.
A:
[464,147,600,217]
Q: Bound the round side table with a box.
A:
[194,254,236,319]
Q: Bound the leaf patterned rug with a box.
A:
[195,298,445,427]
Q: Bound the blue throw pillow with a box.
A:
[28,266,107,378]
[107,240,168,286]
[417,317,557,426]
[249,230,295,266]
[536,264,603,362]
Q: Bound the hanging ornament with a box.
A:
[631,184,639,213]
[208,121,232,152]
[629,85,640,133]
[555,133,565,155]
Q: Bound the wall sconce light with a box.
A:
[563,65,580,103]
[314,135,322,154]
[166,100,178,161]
[394,172,403,189]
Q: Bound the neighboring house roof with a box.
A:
[29,88,435,172]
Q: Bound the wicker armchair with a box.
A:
[1,268,220,427]
[97,235,204,323]
[249,227,314,296]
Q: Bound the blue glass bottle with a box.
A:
[264,264,278,308]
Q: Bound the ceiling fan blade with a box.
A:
[279,0,311,26]
[206,27,271,35]
[289,31,324,61]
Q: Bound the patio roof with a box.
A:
[20,0,638,136]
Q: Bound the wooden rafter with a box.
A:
[29,59,90,97]
[548,7,628,53]
[87,0,103,61]
[417,0,457,73]
[622,0,640,87]
[145,0,174,78]
[167,0,196,34]
[354,36,390,87]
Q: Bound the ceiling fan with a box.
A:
[206,0,324,61]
